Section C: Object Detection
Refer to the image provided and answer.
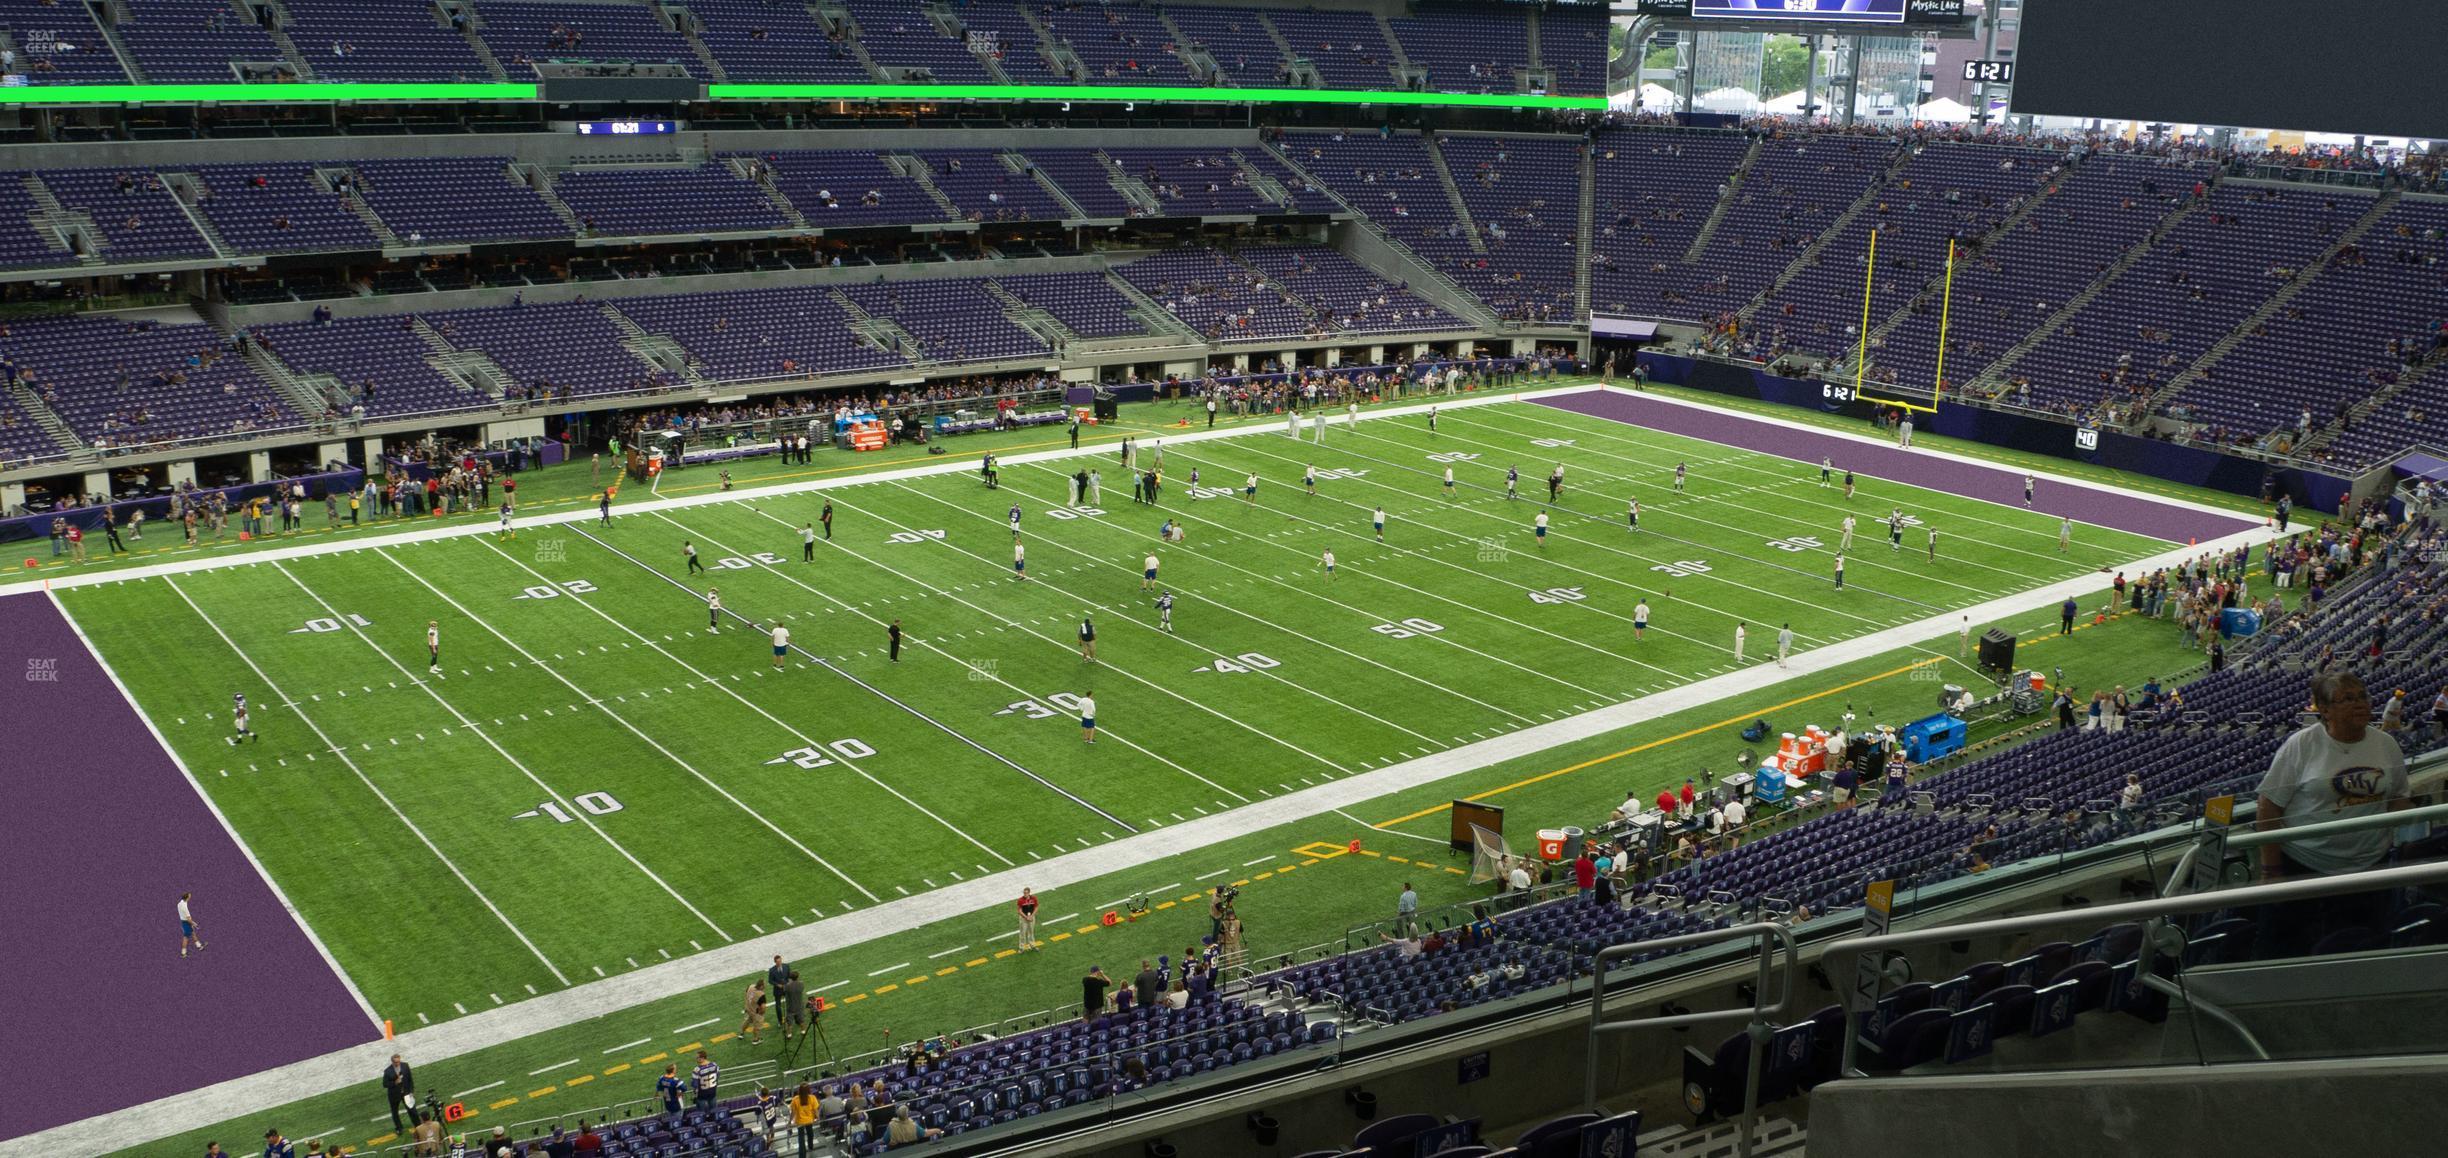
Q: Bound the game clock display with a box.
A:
[574,119,677,135]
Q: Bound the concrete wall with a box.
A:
[1810,1054,2448,1158]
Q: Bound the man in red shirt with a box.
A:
[1015,887,1040,952]
[1571,850,1596,903]
[1655,788,1677,818]
[1680,779,1698,811]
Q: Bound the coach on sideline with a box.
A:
[381,1053,415,1131]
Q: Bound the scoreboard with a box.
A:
[1635,0,1967,26]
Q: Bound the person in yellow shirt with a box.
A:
[789,1083,819,1155]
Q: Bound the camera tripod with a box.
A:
[779,1011,838,1074]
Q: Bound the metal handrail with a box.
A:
[2159,797,2445,897]
[1822,859,2448,1077]
[1584,922,1797,1158]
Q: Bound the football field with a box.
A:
[44,389,2209,1032]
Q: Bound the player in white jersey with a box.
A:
[497,501,515,540]
[1627,496,1640,531]
[1776,623,1794,667]
[1833,553,1846,590]
[1013,540,1027,580]
[178,892,204,956]
[1820,457,1833,487]
[770,622,790,670]
[1533,510,1549,549]
[1142,553,1160,590]
[1734,622,1747,663]
[707,588,724,632]
[1959,615,1973,657]
[1373,506,1387,541]
[1442,466,1455,497]
[1633,598,1650,641]
[2058,516,2073,552]
[1155,590,1174,632]
[1347,400,1359,430]
[1889,509,1905,551]
[1839,514,1856,551]
[1927,525,1939,562]
[2024,474,2036,507]
[1673,462,1687,493]
[229,692,257,744]
[427,620,442,674]
[1304,464,1317,497]
[1321,549,1337,582]
[1243,472,1259,504]
[801,522,817,562]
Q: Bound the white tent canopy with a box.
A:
[1914,96,1973,122]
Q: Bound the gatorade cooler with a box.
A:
[1536,829,1567,861]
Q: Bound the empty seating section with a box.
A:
[948,3,1065,83]
[1019,150,1138,219]
[250,316,484,417]
[353,157,570,244]
[116,0,280,81]
[1587,129,1753,316]
[2335,362,2448,466]
[993,272,1146,339]
[844,0,991,83]
[685,0,867,83]
[1115,248,1315,341]
[1767,143,2057,349]
[0,317,298,446]
[0,388,65,465]
[552,163,787,236]
[283,0,491,81]
[612,286,903,381]
[1239,148,1341,215]
[1113,148,1274,216]
[737,150,949,227]
[0,178,69,268]
[914,150,1069,222]
[37,169,214,261]
[1437,134,1582,321]
[1390,1,1525,94]
[1266,7,1398,91]
[1875,157,2206,393]
[1238,246,1461,335]
[186,163,380,254]
[1037,2,1191,85]
[472,0,695,68]
[1164,6,1288,86]
[0,0,123,82]
[2007,186,2370,421]
[1668,134,1896,321]
[1282,133,1473,290]
[423,302,668,397]
[2160,199,2448,440]
[1536,2,1609,96]
[844,280,1044,363]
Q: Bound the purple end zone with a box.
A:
[0,591,377,1143]
[1538,390,2263,545]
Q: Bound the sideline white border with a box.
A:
[1,384,2276,1157]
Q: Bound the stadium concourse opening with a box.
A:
[1,2,2443,1155]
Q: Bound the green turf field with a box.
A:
[58,397,2175,1024]
[53,391,2258,1155]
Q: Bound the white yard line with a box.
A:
[154,574,570,987]
[885,476,1539,727]
[602,1039,651,1054]
[528,1059,581,1076]
[716,503,1293,798]
[396,543,882,903]
[42,587,384,1033]
[272,560,732,944]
